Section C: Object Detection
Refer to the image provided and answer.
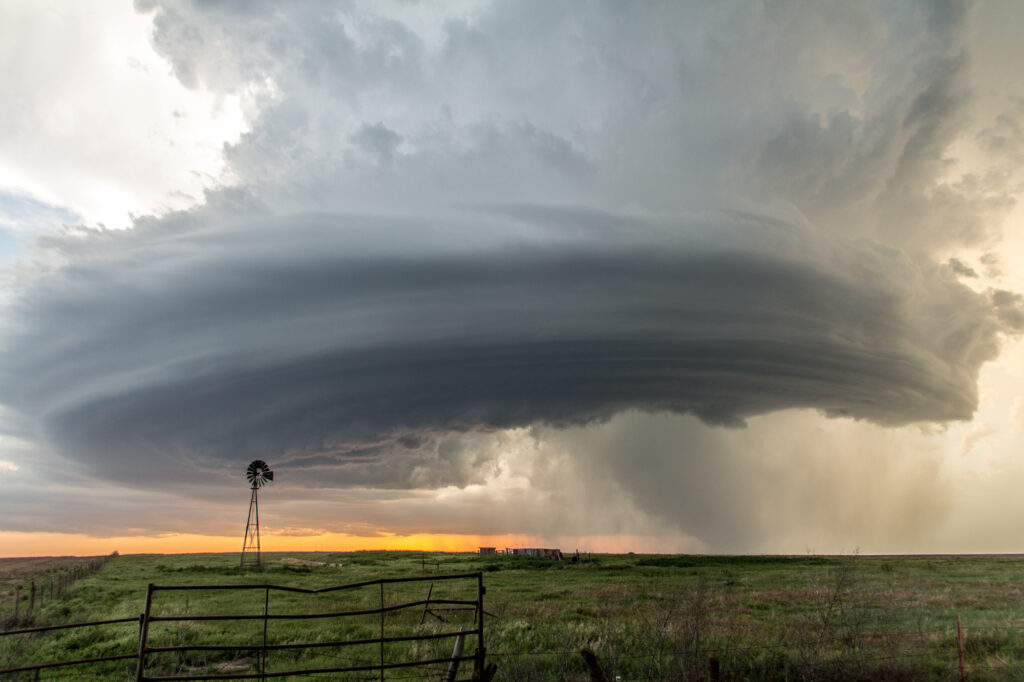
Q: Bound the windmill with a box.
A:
[240,460,274,568]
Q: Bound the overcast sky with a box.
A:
[3,0,1024,556]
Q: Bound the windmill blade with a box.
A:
[244,460,273,488]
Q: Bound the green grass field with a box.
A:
[3,551,1024,680]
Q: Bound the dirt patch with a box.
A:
[279,557,343,568]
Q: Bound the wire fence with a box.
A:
[1,555,116,629]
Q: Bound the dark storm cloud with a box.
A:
[0,204,1007,488]
[948,258,978,278]
[991,289,1024,331]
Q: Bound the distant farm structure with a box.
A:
[480,547,564,560]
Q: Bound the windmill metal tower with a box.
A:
[240,460,273,568]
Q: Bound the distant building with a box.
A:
[507,548,563,560]
[478,547,496,555]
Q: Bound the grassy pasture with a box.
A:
[2,551,1024,680]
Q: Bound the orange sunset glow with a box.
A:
[0,531,693,559]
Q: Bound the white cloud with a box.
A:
[0,0,246,229]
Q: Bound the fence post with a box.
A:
[957,615,966,682]
[379,581,385,682]
[475,572,487,680]
[135,584,155,682]
[13,586,19,622]
[709,655,720,682]
[261,587,269,681]
[444,627,465,682]
[29,582,34,617]
[580,647,609,682]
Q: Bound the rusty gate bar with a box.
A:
[261,586,269,681]
[145,627,472,654]
[146,597,474,622]
[476,571,486,679]
[0,616,138,636]
[142,654,479,681]
[0,653,139,676]
[379,581,385,682]
[148,571,477,593]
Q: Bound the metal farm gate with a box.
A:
[135,572,488,681]
[135,573,488,681]
[1,572,490,681]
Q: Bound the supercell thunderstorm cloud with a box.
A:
[0,206,1006,485]
[2,0,1024,553]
